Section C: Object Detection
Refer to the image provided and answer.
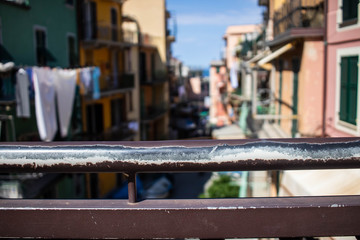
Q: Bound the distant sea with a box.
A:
[202,69,209,77]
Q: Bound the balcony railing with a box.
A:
[123,29,138,44]
[141,104,168,121]
[100,73,135,94]
[141,33,160,47]
[1,138,360,239]
[273,0,324,37]
[83,23,138,45]
[141,72,168,85]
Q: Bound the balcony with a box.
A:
[140,33,157,47]
[272,0,324,45]
[123,29,138,44]
[82,23,136,48]
[0,138,359,239]
[166,29,176,43]
[141,71,168,85]
[141,104,168,122]
[100,73,134,97]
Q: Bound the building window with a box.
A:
[128,91,133,112]
[65,0,74,7]
[111,98,125,128]
[0,18,3,44]
[3,0,30,8]
[339,56,358,125]
[84,1,97,40]
[338,0,359,28]
[35,28,47,66]
[68,35,76,67]
[336,47,360,135]
[110,8,118,41]
[86,104,104,135]
[343,0,358,22]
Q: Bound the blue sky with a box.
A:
[167,0,263,69]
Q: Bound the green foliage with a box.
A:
[199,175,240,198]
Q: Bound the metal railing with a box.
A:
[141,104,168,121]
[123,29,138,44]
[106,73,135,91]
[1,138,360,239]
[83,23,135,44]
[273,0,324,37]
[141,72,168,85]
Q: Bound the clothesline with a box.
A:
[15,65,102,142]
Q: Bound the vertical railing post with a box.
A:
[127,172,137,203]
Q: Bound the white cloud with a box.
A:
[177,11,261,26]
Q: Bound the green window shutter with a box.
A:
[339,57,349,122]
[339,56,358,125]
[348,56,358,125]
[342,0,359,21]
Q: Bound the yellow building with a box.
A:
[123,0,175,140]
[78,0,140,198]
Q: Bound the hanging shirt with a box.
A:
[92,67,101,100]
[25,67,35,99]
[79,67,92,95]
[33,67,57,142]
[230,61,239,89]
[53,68,77,138]
[15,68,30,118]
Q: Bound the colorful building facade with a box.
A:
[78,0,139,142]
[209,60,228,126]
[0,0,79,141]
[324,0,360,137]
[257,0,325,137]
[0,0,85,199]
[123,0,174,141]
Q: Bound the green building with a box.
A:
[0,0,78,68]
[0,0,85,199]
[0,0,81,142]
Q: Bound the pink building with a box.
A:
[325,0,360,137]
[209,60,228,126]
[223,25,261,70]
[257,0,325,137]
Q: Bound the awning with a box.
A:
[246,48,271,64]
[257,43,294,67]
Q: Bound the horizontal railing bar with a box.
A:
[1,196,359,239]
[0,138,359,172]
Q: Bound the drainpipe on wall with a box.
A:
[322,0,328,137]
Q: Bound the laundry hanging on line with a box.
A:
[14,65,102,141]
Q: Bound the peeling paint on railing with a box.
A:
[0,138,359,172]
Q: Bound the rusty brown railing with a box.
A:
[1,138,360,239]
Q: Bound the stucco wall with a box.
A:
[0,0,78,67]
[123,0,167,68]
[279,66,293,136]
[298,40,324,137]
